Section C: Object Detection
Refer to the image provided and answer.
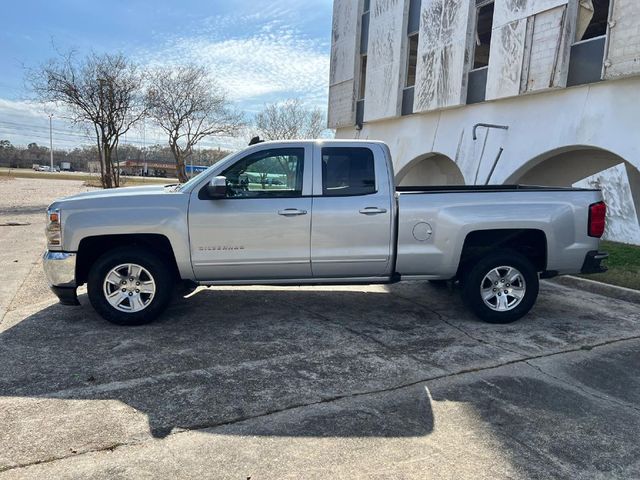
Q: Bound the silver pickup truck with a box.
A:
[43,140,608,326]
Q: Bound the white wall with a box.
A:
[396,153,465,186]
[574,164,640,245]
[336,77,640,244]
[329,0,640,127]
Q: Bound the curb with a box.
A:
[547,276,640,305]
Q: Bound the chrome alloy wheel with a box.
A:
[102,263,156,313]
[480,266,526,312]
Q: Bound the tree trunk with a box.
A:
[96,135,109,189]
[175,154,188,183]
[168,139,189,183]
[104,147,113,189]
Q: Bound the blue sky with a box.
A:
[0,0,333,149]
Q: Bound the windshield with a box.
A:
[177,152,236,192]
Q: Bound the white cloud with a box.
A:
[138,10,331,113]
[0,2,332,150]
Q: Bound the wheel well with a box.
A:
[76,234,180,285]
[458,229,547,276]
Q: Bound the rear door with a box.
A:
[310,144,393,278]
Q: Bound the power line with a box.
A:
[0,119,237,151]
[0,120,151,143]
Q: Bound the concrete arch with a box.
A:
[396,153,465,187]
[505,145,640,245]
[504,146,639,186]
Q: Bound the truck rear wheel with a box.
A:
[462,251,539,324]
[87,247,173,326]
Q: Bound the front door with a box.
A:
[311,145,393,278]
[189,145,313,281]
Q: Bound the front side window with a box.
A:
[322,147,376,197]
[222,148,304,198]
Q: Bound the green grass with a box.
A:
[580,240,640,290]
[0,168,174,186]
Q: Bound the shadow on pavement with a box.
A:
[3,284,640,477]
[1,287,453,439]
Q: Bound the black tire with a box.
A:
[87,247,174,326]
[461,250,539,324]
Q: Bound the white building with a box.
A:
[328,0,640,244]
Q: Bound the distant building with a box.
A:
[87,160,206,179]
[328,0,640,244]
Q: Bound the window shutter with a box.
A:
[486,0,570,100]
[413,0,475,113]
[603,0,640,80]
[363,0,409,122]
[328,0,361,129]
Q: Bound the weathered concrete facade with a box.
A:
[328,0,640,244]
[413,0,475,111]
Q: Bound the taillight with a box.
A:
[588,202,606,238]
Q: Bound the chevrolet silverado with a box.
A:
[43,140,608,325]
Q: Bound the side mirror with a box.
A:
[207,176,227,199]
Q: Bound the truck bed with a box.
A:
[394,185,603,279]
[396,184,598,194]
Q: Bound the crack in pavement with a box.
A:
[296,304,398,352]
[524,360,640,414]
[0,255,42,327]
[4,335,640,474]
[0,442,128,475]
[489,423,575,478]
[390,291,526,358]
[297,301,455,367]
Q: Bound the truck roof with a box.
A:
[251,139,388,147]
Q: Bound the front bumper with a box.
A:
[43,251,80,306]
[581,250,609,274]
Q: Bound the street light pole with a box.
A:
[49,114,54,172]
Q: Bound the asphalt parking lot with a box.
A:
[1,177,640,479]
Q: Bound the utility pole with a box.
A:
[142,119,147,177]
[49,114,54,172]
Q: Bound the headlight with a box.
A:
[46,208,62,247]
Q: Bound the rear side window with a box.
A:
[322,147,376,196]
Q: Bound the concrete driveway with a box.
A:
[1,177,639,479]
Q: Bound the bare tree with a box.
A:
[146,65,244,183]
[255,98,327,140]
[29,52,145,188]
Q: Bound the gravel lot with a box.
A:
[0,177,93,321]
[1,178,640,479]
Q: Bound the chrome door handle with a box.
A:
[278,208,308,216]
[359,207,387,215]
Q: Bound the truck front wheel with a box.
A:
[87,247,174,326]
[462,251,539,324]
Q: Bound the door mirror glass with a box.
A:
[207,176,228,199]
